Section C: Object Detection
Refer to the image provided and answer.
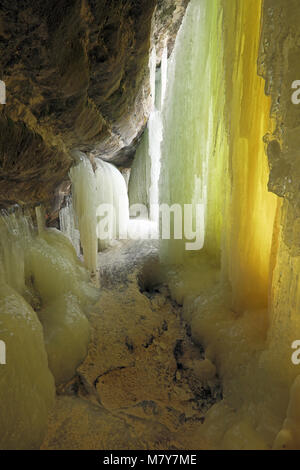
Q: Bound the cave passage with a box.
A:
[0,0,300,451]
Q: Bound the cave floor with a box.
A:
[41,240,221,450]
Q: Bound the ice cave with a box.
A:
[0,0,300,452]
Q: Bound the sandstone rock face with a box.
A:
[259,0,300,254]
[0,0,188,206]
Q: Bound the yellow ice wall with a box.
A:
[160,0,289,450]
[159,0,278,316]
[221,0,278,313]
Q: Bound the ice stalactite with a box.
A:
[0,209,98,448]
[69,151,98,273]
[35,205,46,235]
[69,150,130,255]
[95,158,129,250]
[59,197,81,257]
[148,46,167,226]
[128,43,168,237]
[128,128,151,211]
[159,0,210,264]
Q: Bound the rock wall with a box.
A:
[0,0,188,206]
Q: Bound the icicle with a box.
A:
[149,47,157,109]
[69,151,98,273]
[128,128,151,211]
[95,158,129,250]
[59,196,81,257]
[121,168,131,189]
[148,110,163,226]
[159,0,207,264]
[0,209,28,296]
[35,205,46,235]
[128,43,167,237]
[160,42,168,110]
[148,45,167,228]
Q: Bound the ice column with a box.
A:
[69,151,98,273]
